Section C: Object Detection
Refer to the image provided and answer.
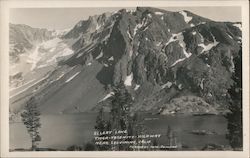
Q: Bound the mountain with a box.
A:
[9,7,242,116]
[9,23,74,92]
[10,23,54,64]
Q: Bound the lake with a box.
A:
[10,113,229,150]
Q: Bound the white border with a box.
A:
[0,1,249,158]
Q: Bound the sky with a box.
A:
[10,7,241,30]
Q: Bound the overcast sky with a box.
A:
[10,7,241,30]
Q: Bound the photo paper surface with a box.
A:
[1,0,249,157]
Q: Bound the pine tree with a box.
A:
[95,107,110,150]
[21,97,41,151]
[95,107,106,132]
[226,47,242,149]
[94,82,146,151]
[109,82,133,131]
[166,125,174,146]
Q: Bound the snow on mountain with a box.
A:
[40,38,61,49]
[10,7,242,115]
[165,32,192,64]
[65,71,80,83]
[124,73,133,86]
[233,23,242,30]
[198,34,219,54]
[108,56,114,61]
[179,11,192,23]
[25,37,74,71]
[99,92,114,102]
[51,28,72,37]
[161,82,172,89]
[9,24,75,92]
[155,11,164,15]
[174,33,192,58]
[134,84,140,90]
[95,51,104,60]
[27,46,40,70]
[171,57,186,67]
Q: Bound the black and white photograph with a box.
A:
[0,0,249,157]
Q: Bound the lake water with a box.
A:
[10,113,229,150]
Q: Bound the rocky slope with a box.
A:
[10,23,54,64]
[9,23,74,91]
[9,7,242,115]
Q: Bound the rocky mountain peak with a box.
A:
[60,7,241,112]
[10,7,242,114]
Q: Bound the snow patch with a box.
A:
[156,42,161,46]
[198,35,219,54]
[133,25,140,36]
[133,17,149,36]
[142,26,149,31]
[96,23,101,30]
[161,81,172,89]
[134,84,140,90]
[137,41,140,47]
[108,56,114,61]
[28,46,41,70]
[56,73,65,81]
[164,33,192,67]
[37,64,49,69]
[65,72,80,83]
[124,73,133,86]
[192,31,197,35]
[127,30,133,40]
[178,84,183,90]
[49,47,56,52]
[169,33,192,58]
[47,47,73,63]
[155,11,164,15]
[40,38,61,50]
[129,50,133,57]
[227,33,233,39]
[208,93,212,97]
[87,62,92,66]
[233,23,242,30]
[179,11,192,23]
[190,23,195,27]
[76,52,83,58]
[59,48,74,57]
[51,28,72,37]
[95,51,103,60]
[165,35,176,46]
[171,58,186,67]
[199,32,205,43]
[200,78,205,90]
[99,92,114,102]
